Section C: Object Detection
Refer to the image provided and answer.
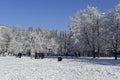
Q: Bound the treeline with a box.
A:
[68,4,120,60]
[0,25,68,57]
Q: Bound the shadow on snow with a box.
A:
[46,56,120,66]
[70,57,120,66]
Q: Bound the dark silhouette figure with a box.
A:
[41,53,44,59]
[35,52,38,59]
[74,52,80,57]
[28,50,31,56]
[18,53,22,58]
[35,52,45,59]
[58,57,62,61]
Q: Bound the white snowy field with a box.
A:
[0,56,120,80]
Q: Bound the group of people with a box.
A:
[17,51,45,59]
[35,52,44,59]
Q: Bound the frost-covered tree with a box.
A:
[0,25,61,56]
[86,6,103,58]
[69,4,120,59]
[8,27,21,55]
[46,30,60,55]
[0,26,12,55]
[102,4,120,60]
[69,6,103,58]
[58,31,68,55]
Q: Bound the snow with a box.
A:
[0,56,120,80]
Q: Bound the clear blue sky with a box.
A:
[0,0,119,31]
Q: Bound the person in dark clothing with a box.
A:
[58,56,62,61]
[41,53,44,59]
[35,52,38,59]
[18,53,22,58]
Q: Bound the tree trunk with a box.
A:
[114,53,117,60]
[92,50,96,58]
[97,48,100,57]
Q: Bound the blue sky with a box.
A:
[0,0,119,31]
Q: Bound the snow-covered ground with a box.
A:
[0,56,120,80]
